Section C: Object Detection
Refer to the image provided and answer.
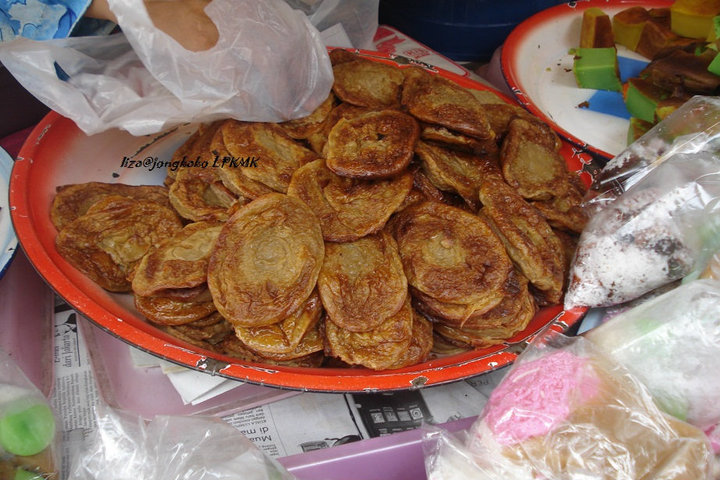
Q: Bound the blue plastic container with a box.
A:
[378,0,567,62]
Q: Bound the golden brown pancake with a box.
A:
[233,290,323,355]
[168,166,239,222]
[324,297,413,370]
[325,109,419,179]
[207,193,324,327]
[166,120,224,180]
[280,93,336,140]
[401,67,494,141]
[135,291,218,326]
[385,309,434,369]
[220,333,325,367]
[531,182,589,234]
[56,196,183,292]
[221,120,318,193]
[160,312,233,352]
[500,117,570,201]
[51,182,172,230]
[332,57,405,109]
[318,231,407,332]
[131,221,223,297]
[287,159,413,242]
[390,201,513,312]
[415,140,502,211]
[420,123,499,155]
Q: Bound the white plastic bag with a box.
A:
[69,401,297,480]
[0,0,333,136]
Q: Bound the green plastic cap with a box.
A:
[0,403,55,457]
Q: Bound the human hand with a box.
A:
[86,0,219,51]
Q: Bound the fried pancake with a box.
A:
[287,159,413,242]
[56,196,183,292]
[221,120,318,193]
[233,290,323,355]
[433,289,535,348]
[332,57,405,109]
[329,48,360,66]
[319,231,407,332]
[390,201,513,311]
[478,177,566,305]
[386,309,434,369]
[307,102,370,155]
[167,121,224,180]
[420,123,499,155]
[220,333,325,367]
[161,312,233,351]
[281,93,335,140]
[211,124,274,200]
[500,117,570,201]
[168,166,239,222]
[531,183,589,234]
[401,67,494,141]
[135,292,218,326]
[246,320,324,361]
[326,110,419,179]
[324,297,413,370]
[51,182,172,230]
[420,269,535,328]
[207,193,324,327]
[415,140,502,211]
[131,221,223,297]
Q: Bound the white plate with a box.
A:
[0,147,18,278]
[501,0,672,160]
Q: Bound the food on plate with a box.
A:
[390,201,514,322]
[414,140,500,211]
[478,176,566,305]
[287,159,413,242]
[220,120,318,193]
[325,297,413,370]
[401,66,495,141]
[51,50,587,371]
[50,182,172,229]
[580,7,615,48]
[207,193,324,327]
[168,165,240,222]
[325,109,419,179]
[670,0,720,38]
[318,231,407,332]
[572,47,622,91]
[130,221,223,297]
[56,195,183,291]
[331,56,405,109]
[233,290,323,355]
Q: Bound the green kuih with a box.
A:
[624,77,669,123]
[572,47,622,91]
[0,402,55,457]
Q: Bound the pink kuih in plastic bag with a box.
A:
[426,334,718,480]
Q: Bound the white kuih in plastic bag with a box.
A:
[424,333,719,480]
[587,279,720,440]
[0,0,333,136]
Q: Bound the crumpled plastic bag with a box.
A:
[423,332,719,480]
[0,348,59,479]
[586,95,720,211]
[0,0,333,136]
[69,401,296,480]
[586,279,720,435]
[564,150,720,309]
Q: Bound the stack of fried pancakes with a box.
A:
[52,50,587,370]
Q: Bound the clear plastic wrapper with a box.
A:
[69,401,297,480]
[0,348,59,479]
[564,151,720,309]
[587,96,720,210]
[586,279,720,433]
[424,332,718,480]
[0,0,333,136]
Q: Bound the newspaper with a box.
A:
[49,302,506,478]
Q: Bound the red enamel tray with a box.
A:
[10,50,589,392]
